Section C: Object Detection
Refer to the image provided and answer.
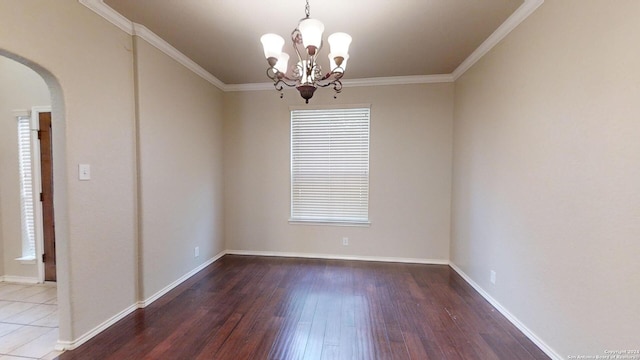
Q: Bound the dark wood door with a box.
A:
[39,112,56,282]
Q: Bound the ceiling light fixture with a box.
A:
[260,0,352,103]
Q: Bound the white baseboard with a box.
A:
[57,250,226,351]
[225,249,449,265]
[448,262,562,360]
[1,275,40,284]
[137,250,227,308]
[56,302,138,351]
[54,250,557,358]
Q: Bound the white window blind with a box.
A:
[17,116,36,258]
[291,107,370,224]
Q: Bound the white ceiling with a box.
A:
[99,0,527,85]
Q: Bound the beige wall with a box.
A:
[1,0,227,346]
[224,84,453,261]
[0,57,50,279]
[451,0,640,357]
[4,0,637,355]
[0,0,138,342]
[135,37,225,300]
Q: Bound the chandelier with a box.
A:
[260,0,352,103]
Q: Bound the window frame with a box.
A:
[289,104,371,226]
[16,114,37,260]
[14,106,49,271]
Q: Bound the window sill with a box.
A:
[15,256,36,265]
[288,219,371,227]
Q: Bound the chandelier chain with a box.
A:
[305,0,310,18]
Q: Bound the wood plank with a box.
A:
[57,255,550,360]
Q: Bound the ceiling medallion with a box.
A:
[260,0,352,103]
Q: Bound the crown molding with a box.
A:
[132,24,226,90]
[452,0,544,80]
[80,0,543,91]
[223,74,455,92]
[79,0,226,90]
[79,0,133,35]
[343,74,454,87]
[224,82,275,92]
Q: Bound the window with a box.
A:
[17,116,36,259]
[290,107,370,224]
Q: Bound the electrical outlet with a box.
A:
[490,270,496,285]
[78,164,91,180]
[342,237,349,246]
[194,246,200,258]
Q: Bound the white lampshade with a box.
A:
[275,52,290,74]
[329,53,349,72]
[298,18,325,50]
[260,33,285,59]
[328,32,352,58]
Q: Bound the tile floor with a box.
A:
[0,282,61,359]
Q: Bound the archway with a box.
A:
[0,49,71,353]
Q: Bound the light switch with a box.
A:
[79,164,91,180]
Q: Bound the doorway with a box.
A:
[0,51,69,352]
[38,111,56,282]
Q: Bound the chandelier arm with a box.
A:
[292,62,302,82]
[331,80,343,99]
[291,28,304,56]
[333,80,343,93]
[310,54,322,84]
[290,28,311,85]
[315,82,337,88]
[291,30,325,84]
[267,64,299,88]
[316,70,344,86]
[275,76,298,88]
[266,67,279,82]
[328,64,345,74]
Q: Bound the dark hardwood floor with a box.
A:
[57,255,549,359]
